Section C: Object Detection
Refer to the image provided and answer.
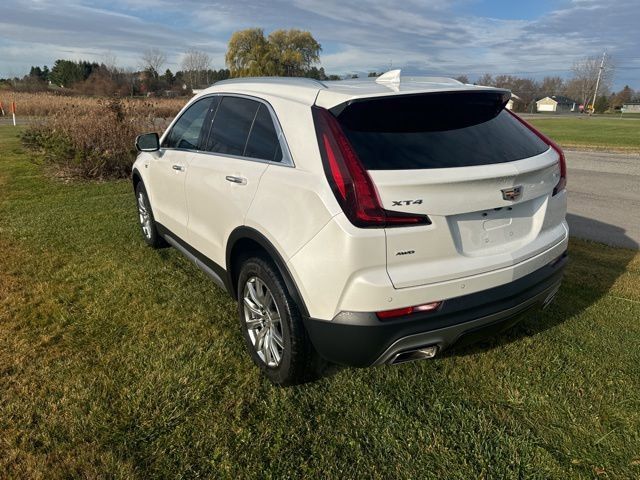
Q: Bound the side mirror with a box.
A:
[135,132,160,152]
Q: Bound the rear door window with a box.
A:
[206,96,259,156]
[334,91,549,170]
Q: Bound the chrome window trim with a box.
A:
[160,92,295,168]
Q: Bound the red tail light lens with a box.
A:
[377,301,442,320]
[312,106,431,228]
[507,110,566,195]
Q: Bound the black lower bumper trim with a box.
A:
[303,252,567,367]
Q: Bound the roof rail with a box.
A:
[213,76,328,89]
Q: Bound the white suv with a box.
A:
[133,71,568,385]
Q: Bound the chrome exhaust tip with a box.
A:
[389,345,438,365]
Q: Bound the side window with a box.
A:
[200,96,221,145]
[206,97,259,156]
[162,97,212,150]
[245,104,283,162]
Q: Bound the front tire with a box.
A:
[135,183,166,249]
[237,256,315,385]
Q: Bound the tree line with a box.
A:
[1,58,231,97]
[455,55,639,113]
[1,28,638,110]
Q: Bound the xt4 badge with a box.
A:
[392,199,423,206]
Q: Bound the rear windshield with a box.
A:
[333,91,549,170]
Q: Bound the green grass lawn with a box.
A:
[528,116,640,152]
[1,126,639,479]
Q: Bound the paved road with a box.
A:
[0,116,168,127]
[565,150,639,249]
[0,116,31,126]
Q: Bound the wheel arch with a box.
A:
[132,168,143,192]
[226,227,310,318]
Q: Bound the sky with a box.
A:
[1,0,639,89]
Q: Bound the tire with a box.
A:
[135,183,166,249]
[237,256,316,385]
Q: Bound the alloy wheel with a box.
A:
[137,192,152,239]
[243,276,285,367]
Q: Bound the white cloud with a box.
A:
[0,0,638,88]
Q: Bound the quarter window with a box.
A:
[245,104,283,162]
[162,97,213,150]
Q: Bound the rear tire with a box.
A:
[237,256,316,385]
[135,183,166,249]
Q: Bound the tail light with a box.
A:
[377,301,442,320]
[507,110,566,195]
[312,106,431,228]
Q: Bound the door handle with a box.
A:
[172,164,185,172]
[225,175,247,185]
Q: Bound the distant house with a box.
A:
[536,95,577,113]
[622,102,640,113]
[506,93,522,111]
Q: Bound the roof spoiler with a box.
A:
[376,69,402,84]
[375,69,464,86]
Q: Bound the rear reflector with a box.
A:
[376,301,442,320]
[507,110,566,195]
[312,106,431,228]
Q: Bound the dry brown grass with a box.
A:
[13,92,187,179]
[20,95,182,179]
[0,91,185,119]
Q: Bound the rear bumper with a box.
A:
[303,251,567,367]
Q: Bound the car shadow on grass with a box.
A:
[442,214,638,360]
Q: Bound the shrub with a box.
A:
[22,98,174,179]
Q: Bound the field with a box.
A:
[12,93,184,180]
[1,125,640,478]
[528,116,640,152]
[0,91,184,118]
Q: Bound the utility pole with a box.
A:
[590,51,606,114]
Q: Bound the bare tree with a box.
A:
[122,67,138,97]
[612,85,635,108]
[102,50,119,78]
[141,48,167,78]
[564,55,615,107]
[539,76,564,96]
[476,73,494,86]
[181,49,212,88]
[493,75,539,109]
